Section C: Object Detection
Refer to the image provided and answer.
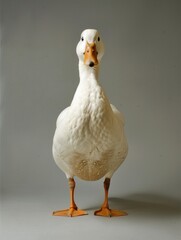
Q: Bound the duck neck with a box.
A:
[71,61,102,107]
[78,62,99,83]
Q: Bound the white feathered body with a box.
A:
[53,73,128,181]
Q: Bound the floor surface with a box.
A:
[1,190,181,240]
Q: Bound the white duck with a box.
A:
[52,29,128,217]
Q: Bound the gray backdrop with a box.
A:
[1,1,180,240]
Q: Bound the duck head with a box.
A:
[76,29,104,67]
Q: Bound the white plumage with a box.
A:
[52,29,128,217]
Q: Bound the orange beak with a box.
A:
[84,42,98,67]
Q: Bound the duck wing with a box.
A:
[56,106,71,127]
[110,104,125,126]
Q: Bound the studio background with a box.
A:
[0,0,180,240]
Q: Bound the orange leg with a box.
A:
[53,178,87,217]
[94,178,128,217]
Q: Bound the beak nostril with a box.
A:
[89,62,94,67]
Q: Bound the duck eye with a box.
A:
[81,36,84,41]
[98,37,100,41]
